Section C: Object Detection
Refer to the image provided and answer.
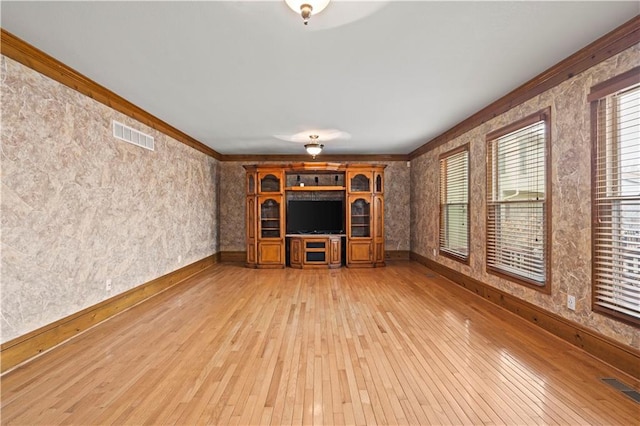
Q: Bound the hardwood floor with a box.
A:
[2,262,638,425]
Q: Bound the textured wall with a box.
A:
[1,56,219,343]
[410,46,640,349]
[219,162,247,252]
[219,161,410,253]
[384,161,411,252]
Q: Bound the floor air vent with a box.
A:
[113,120,154,151]
[601,378,640,403]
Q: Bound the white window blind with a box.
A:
[487,111,549,287]
[592,75,640,324]
[439,147,469,261]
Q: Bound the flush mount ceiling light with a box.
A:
[285,0,331,25]
[304,135,324,158]
[274,129,350,143]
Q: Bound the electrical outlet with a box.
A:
[106,279,112,292]
[567,295,576,311]
[433,248,437,256]
[178,255,182,263]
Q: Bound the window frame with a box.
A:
[589,66,640,327]
[485,108,552,293]
[439,144,470,263]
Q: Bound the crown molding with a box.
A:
[221,154,409,162]
[0,28,222,160]
[2,13,638,164]
[409,15,640,159]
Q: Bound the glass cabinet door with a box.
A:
[349,173,371,192]
[260,173,281,193]
[350,197,371,238]
[260,198,281,238]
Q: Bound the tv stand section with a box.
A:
[289,235,343,269]
[244,162,385,269]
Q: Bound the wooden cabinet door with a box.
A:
[258,241,284,265]
[330,237,341,267]
[290,238,302,267]
[348,240,373,264]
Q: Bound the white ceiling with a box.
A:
[1,1,637,156]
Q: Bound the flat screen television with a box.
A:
[287,200,344,234]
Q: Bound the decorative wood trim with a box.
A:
[0,254,219,374]
[223,154,409,162]
[589,71,640,328]
[220,251,247,263]
[385,250,411,261]
[245,163,389,172]
[0,29,222,160]
[438,143,471,266]
[588,65,640,102]
[409,16,640,159]
[409,252,640,380]
[485,108,552,294]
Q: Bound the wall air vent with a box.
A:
[112,120,154,151]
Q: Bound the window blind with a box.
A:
[592,80,640,324]
[487,112,549,286]
[439,147,469,261]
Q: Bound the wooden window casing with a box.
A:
[439,144,470,263]
[486,108,551,292]
[590,67,640,326]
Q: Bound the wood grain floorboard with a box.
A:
[2,262,639,425]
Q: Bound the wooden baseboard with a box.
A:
[222,250,410,263]
[385,250,410,261]
[0,254,219,374]
[410,252,640,380]
[220,251,246,263]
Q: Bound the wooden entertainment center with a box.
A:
[244,163,385,269]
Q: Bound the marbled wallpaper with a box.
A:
[219,161,410,253]
[410,46,640,349]
[1,56,219,343]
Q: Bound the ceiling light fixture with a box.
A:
[305,135,324,158]
[285,0,331,25]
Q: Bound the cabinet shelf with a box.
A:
[285,186,346,192]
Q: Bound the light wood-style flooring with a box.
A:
[2,261,639,425]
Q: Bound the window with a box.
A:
[590,67,640,325]
[439,145,469,262]
[486,109,550,289]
